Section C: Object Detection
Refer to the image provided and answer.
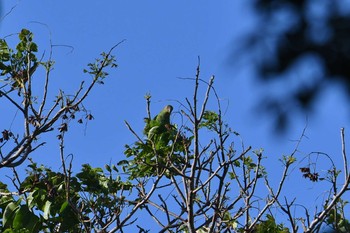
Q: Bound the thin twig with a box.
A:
[124,120,144,144]
[341,128,348,178]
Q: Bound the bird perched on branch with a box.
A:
[144,105,174,143]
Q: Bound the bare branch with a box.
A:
[198,76,214,122]
[341,127,348,178]
[124,120,144,144]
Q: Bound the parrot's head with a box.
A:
[164,105,173,114]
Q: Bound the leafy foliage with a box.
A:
[0,161,135,232]
[325,199,350,233]
[252,215,290,233]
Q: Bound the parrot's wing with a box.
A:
[148,126,159,140]
[145,105,173,139]
[155,105,173,125]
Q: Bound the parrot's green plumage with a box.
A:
[144,105,174,142]
[155,105,173,126]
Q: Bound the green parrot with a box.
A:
[155,105,173,126]
[144,105,173,141]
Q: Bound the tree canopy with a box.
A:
[0,29,350,233]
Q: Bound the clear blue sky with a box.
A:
[1,0,349,229]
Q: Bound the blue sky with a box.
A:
[1,0,349,230]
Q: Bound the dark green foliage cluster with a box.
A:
[0,29,38,95]
[1,162,78,232]
[252,215,290,233]
[0,161,133,232]
[325,199,350,233]
[199,110,219,130]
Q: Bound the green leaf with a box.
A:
[19,29,31,41]
[13,205,39,231]
[43,200,52,220]
[199,110,219,130]
[112,164,119,172]
[59,201,79,231]
[117,160,129,166]
[3,201,20,227]
[26,191,36,210]
[59,201,69,213]
[228,172,237,179]
[0,39,10,62]
[29,42,38,52]
[287,156,296,165]
[105,164,111,172]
